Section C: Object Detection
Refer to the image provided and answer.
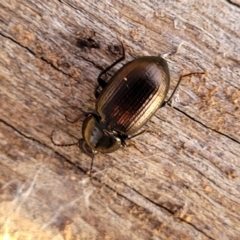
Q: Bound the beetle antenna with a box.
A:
[163,71,205,107]
[87,155,95,176]
[51,130,79,147]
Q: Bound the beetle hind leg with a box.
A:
[162,71,205,107]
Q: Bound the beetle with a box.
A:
[82,52,170,157]
[51,41,204,172]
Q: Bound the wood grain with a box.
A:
[0,0,240,239]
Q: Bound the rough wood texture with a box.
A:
[0,0,240,239]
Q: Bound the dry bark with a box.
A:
[0,0,240,239]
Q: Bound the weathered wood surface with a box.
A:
[0,0,240,239]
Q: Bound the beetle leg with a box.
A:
[162,71,205,107]
[128,130,146,139]
[65,110,96,123]
[128,129,161,140]
[61,105,89,123]
[116,133,128,146]
[126,140,144,154]
[95,40,125,98]
[94,80,107,98]
[65,114,83,123]
[97,40,125,84]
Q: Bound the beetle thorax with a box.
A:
[81,114,121,155]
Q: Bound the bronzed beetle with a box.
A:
[82,55,170,156]
[51,41,204,171]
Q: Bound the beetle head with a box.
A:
[81,114,122,156]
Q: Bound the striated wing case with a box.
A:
[96,56,170,135]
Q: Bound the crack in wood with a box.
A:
[122,182,215,239]
[0,31,107,85]
[226,0,240,8]
[0,31,80,80]
[170,104,240,145]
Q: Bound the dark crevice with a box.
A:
[225,0,240,8]
[102,178,212,237]
[123,183,174,215]
[169,104,240,145]
[0,31,103,82]
[122,182,215,239]
[58,0,79,11]
[0,31,73,78]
